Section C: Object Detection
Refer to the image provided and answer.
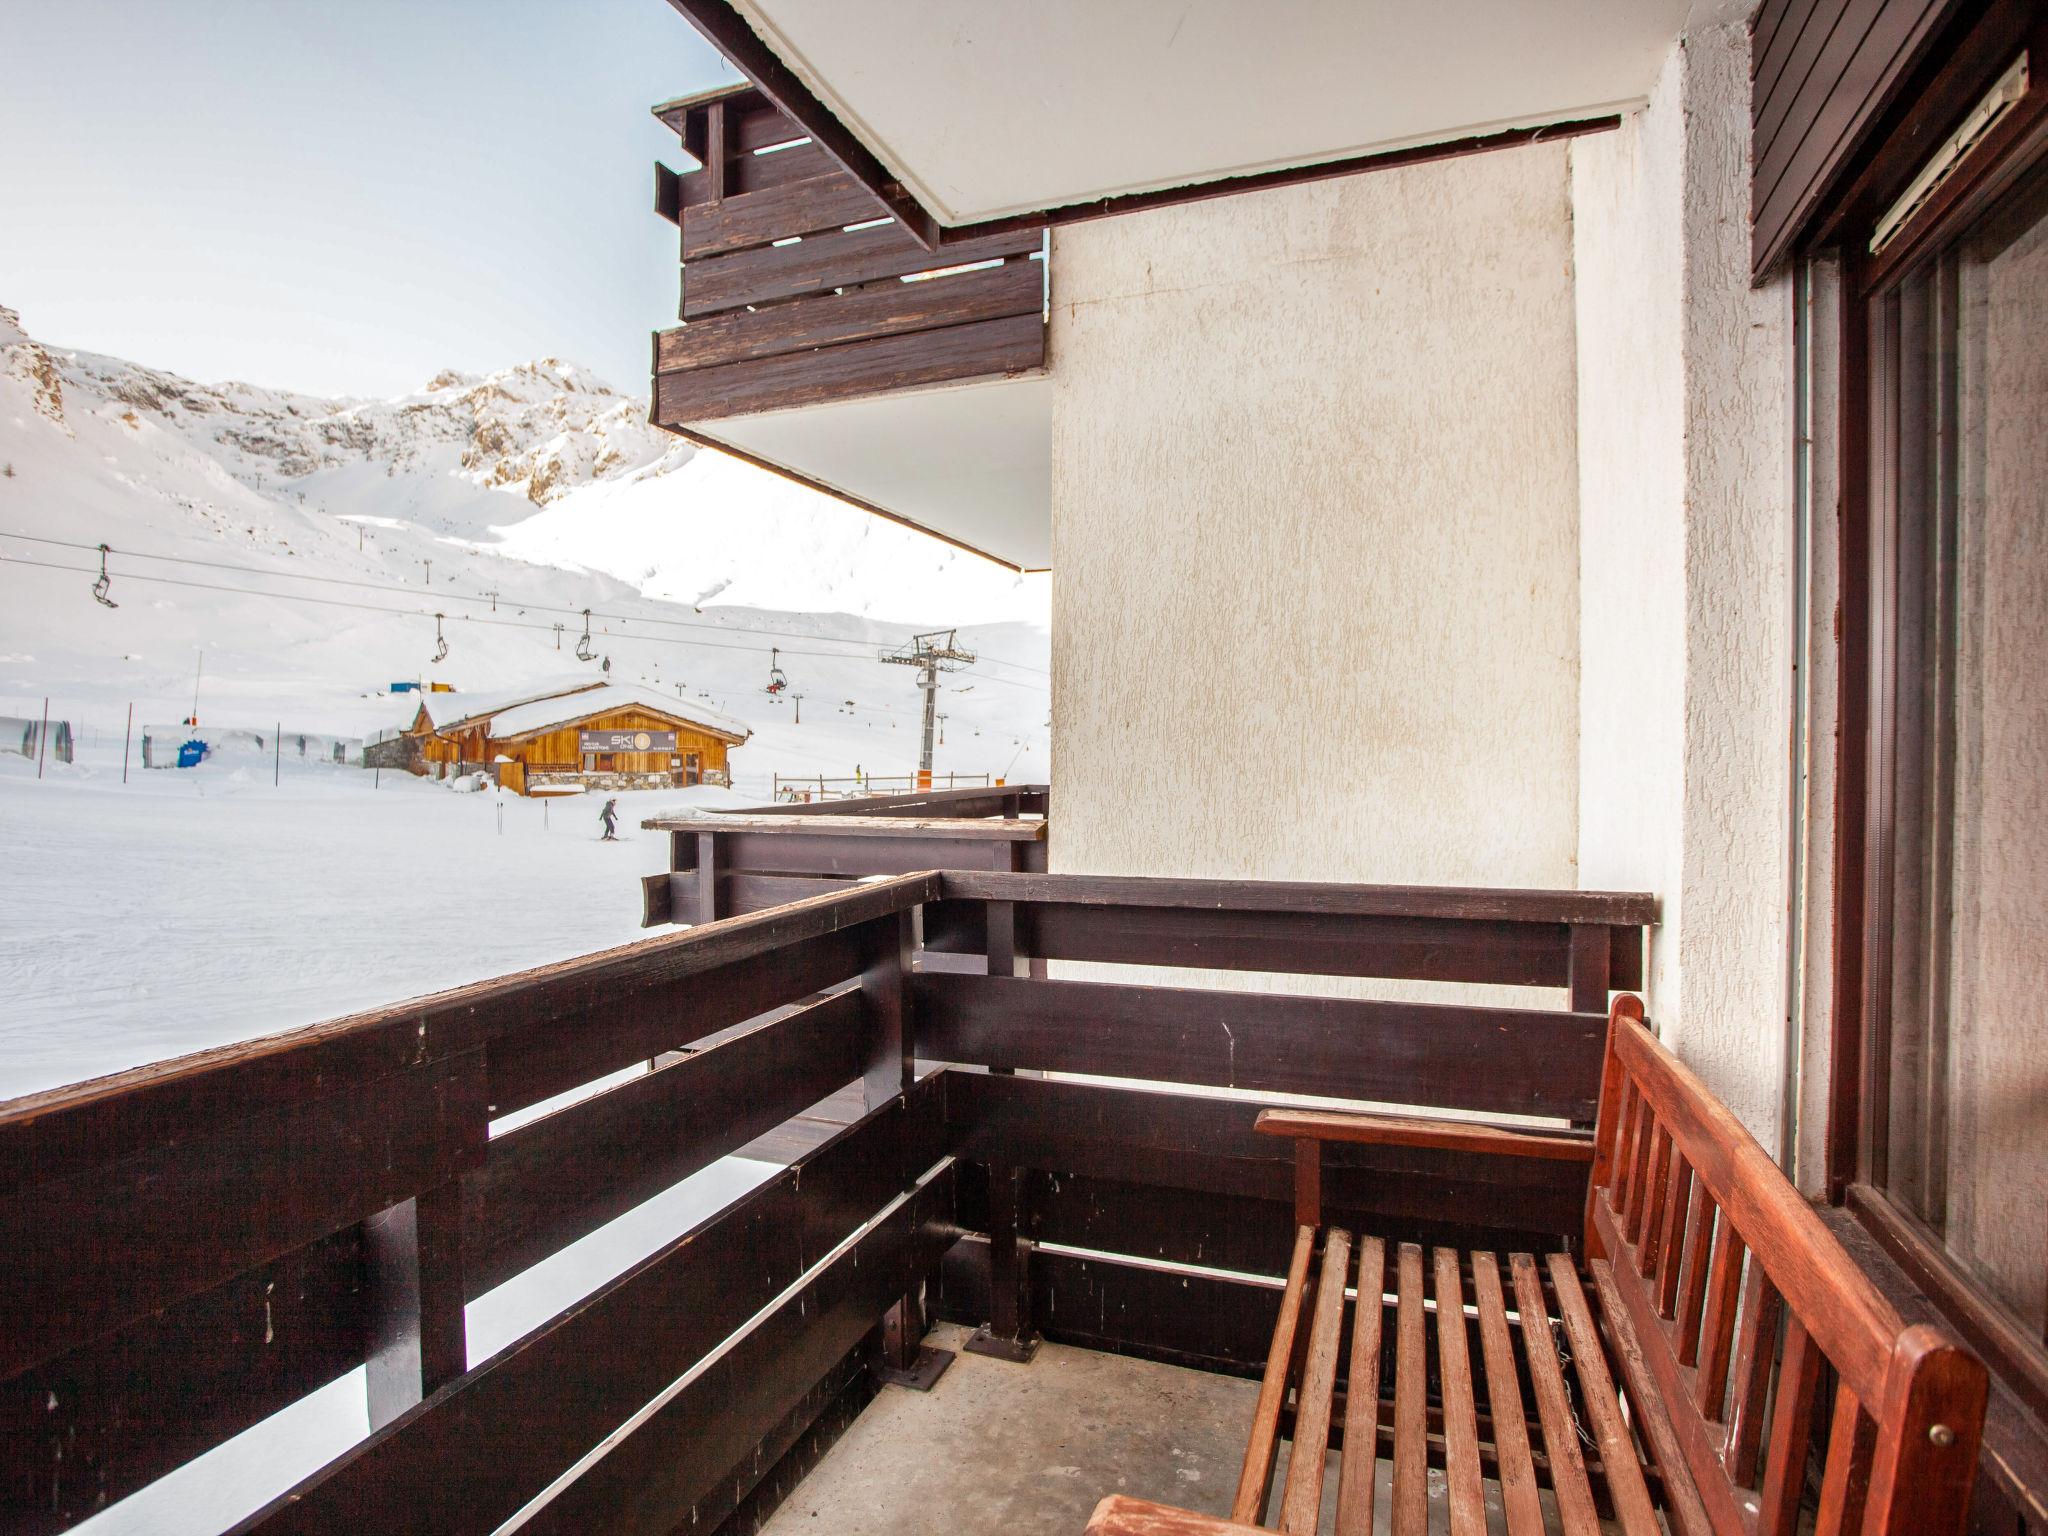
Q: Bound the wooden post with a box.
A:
[966,1163,1040,1363]
[1567,925,1612,1131]
[1567,924,1612,1014]
[693,830,724,926]
[861,910,913,1111]
[364,1181,467,1428]
[864,909,953,1389]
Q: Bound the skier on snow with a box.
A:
[599,797,620,842]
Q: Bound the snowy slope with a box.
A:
[0,303,1051,795]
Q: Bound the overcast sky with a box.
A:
[1,0,736,399]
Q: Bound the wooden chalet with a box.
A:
[5,1,2043,1534]
[404,681,748,795]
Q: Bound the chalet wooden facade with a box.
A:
[404,682,748,795]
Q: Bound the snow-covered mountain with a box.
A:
[0,306,1050,793]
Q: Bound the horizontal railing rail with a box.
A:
[1,868,1654,1534]
[749,782,1047,819]
[640,787,1052,927]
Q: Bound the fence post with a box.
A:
[967,899,1041,1362]
[37,697,48,778]
[122,703,132,784]
[273,723,281,787]
[364,1181,468,1429]
[863,908,951,1389]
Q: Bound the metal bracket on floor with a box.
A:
[875,1344,957,1391]
[964,1325,1040,1364]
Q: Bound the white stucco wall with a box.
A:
[1572,24,1798,1155]
[1045,146,1582,897]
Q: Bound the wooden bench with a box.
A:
[1084,996,1988,1536]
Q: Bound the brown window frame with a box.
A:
[1822,0,2048,1474]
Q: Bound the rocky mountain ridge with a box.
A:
[0,303,685,507]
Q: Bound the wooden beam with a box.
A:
[462,988,868,1295]
[656,256,1041,371]
[916,972,1608,1120]
[682,171,900,258]
[681,223,1037,318]
[662,313,1044,422]
[947,1072,1588,1240]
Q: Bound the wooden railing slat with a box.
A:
[487,923,872,1115]
[1756,1314,1823,1533]
[1812,1384,1876,1536]
[463,988,868,1295]
[1696,1226,1748,1417]
[1655,1152,1694,1316]
[1676,1187,1718,1362]
[946,1073,1590,1240]
[917,972,1608,1119]
[1725,1262,1785,1484]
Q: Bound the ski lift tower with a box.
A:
[880,629,975,782]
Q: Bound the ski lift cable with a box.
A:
[3,552,1054,741]
[0,529,1051,678]
[0,554,958,668]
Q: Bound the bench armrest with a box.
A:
[1253,1107,1595,1163]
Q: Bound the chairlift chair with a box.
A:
[765,647,788,694]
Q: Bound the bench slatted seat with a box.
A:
[1086,995,1989,1536]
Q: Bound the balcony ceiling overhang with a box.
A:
[692,0,1694,228]
[677,374,1053,572]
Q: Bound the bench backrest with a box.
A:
[1585,996,1987,1536]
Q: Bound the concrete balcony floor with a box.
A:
[760,1323,1581,1535]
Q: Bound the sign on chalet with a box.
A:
[399,680,749,796]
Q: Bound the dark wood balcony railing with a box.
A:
[0,870,1651,1535]
[649,83,1046,429]
[640,784,1050,927]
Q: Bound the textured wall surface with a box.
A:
[1570,43,1688,1017]
[1572,25,1797,1153]
[1046,147,1582,897]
